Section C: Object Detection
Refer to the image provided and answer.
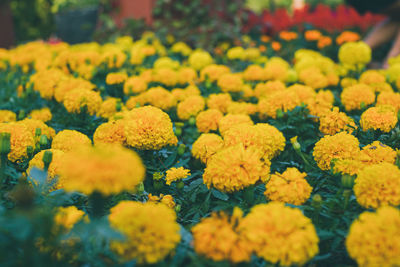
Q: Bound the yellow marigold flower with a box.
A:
[125,94,147,110]
[188,50,213,70]
[63,89,102,115]
[29,68,67,99]
[0,110,16,123]
[124,106,178,150]
[101,49,127,69]
[258,90,301,119]
[153,57,180,70]
[109,201,180,264]
[28,149,65,181]
[305,97,333,120]
[340,84,375,111]
[360,141,397,165]
[264,168,312,205]
[171,42,192,56]
[223,123,285,160]
[54,206,86,231]
[218,114,254,135]
[333,159,366,176]
[226,102,257,115]
[0,122,35,162]
[106,72,128,85]
[360,70,386,85]
[242,65,268,81]
[171,85,201,102]
[143,86,177,110]
[360,105,398,133]
[191,133,224,164]
[240,202,319,266]
[217,73,244,93]
[264,57,289,80]
[93,120,126,146]
[51,130,92,152]
[346,206,400,267]
[165,167,190,185]
[341,77,358,88]
[192,208,252,263]
[177,95,205,120]
[28,108,52,122]
[377,91,400,112]
[299,67,329,89]
[18,119,55,142]
[319,107,356,135]
[200,64,230,82]
[288,84,316,103]
[207,93,232,113]
[97,97,122,119]
[196,109,223,133]
[254,80,285,99]
[54,78,95,103]
[123,76,148,95]
[338,41,371,67]
[227,46,245,60]
[59,145,145,195]
[203,144,269,193]
[178,67,197,84]
[147,193,176,209]
[152,68,179,87]
[313,132,360,170]
[354,163,400,209]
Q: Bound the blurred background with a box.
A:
[0,0,383,50]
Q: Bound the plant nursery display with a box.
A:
[0,28,399,266]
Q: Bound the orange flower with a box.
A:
[272,42,281,51]
[261,35,271,43]
[305,30,322,41]
[318,36,332,49]
[336,31,360,45]
[259,45,267,52]
[279,31,298,41]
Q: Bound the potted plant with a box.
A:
[52,0,100,44]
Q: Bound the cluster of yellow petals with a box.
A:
[165,167,191,185]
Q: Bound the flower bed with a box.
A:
[0,33,399,266]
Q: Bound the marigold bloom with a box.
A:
[28,149,65,181]
[360,70,386,85]
[354,163,400,209]
[340,84,375,111]
[29,68,67,99]
[177,95,205,120]
[360,141,397,165]
[143,87,177,111]
[188,50,213,70]
[97,97,122,119]
[217,73,244,93]
[305,30,322,41]
[346,206,400,267]
[124,106,178,150]
[195,109,223,133]
[336,31,360,45]
[226,46,245,60]
[147,193,176,209]
[123,76,148,95]
[54,206,85,231]
[319,107,356,135]
[218,114,254,135]
[317,36,332,49]
[18,119,55,141]
[191,133,224,164]
[279,31,298,41]
[264,168,312,205]
[28,108,52,122]
[54,78,95,102]
[106,72,128,85]
[207,93,232,113]
[63,88,102,115]
[152,68,179,87]
[377,91,400,112]
[203,144,269,192]
[223,123,285,160]
[333,159,366,176]
[51,130,92,152]
[240,202,319,266]
[226,102,257,115]
[109,201,180,264]
[165,167,190,185]
[254,80,285,99]
[313,132,360,170]
[242,65,268,81]
[192,208,252,263]
[271,42,281,51]
[0,122,35,162]
[93,120,126,146]
[0,110,16,123]
[288,84,316,103]
[258,90,301,119]
[59,145,145,195]
[339,41,371,67]
[200,64,230,82]
[360,105,398,133]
